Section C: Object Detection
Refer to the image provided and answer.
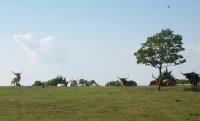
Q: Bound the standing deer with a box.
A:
[11,71,23,86]
[117,76,137,86]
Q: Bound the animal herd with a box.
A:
[10,71,200,89]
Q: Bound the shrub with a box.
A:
[32,80,45,87]
[161,68,176,85]
[105,80,122,86]
[78,79,89,86]
[88,80,98,86]
[78,79,99,86]
[45,75,67,86]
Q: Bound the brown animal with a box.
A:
[149,74,161,86]
[162,79,173,86]
[150,79,174,86]
[149,79,158,86]
[117,76,137,86]
[150,74,174,86]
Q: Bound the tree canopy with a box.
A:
[134,28,186,90]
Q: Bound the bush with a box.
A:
[78,79,89,86]
[32,80,45,87]
[176,79,190,85]
[88,80,98,86]
[45,75,67,86]
[105,80,122,86]
[78,79,99,86]
[161,68,176,85]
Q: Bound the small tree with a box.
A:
[134,29,186,91]
[105,80,122,86]
[45,75,67,86]
[78,79,89,86]
[88,80,98,86]
[78,79,99,86]
[161,67,176,86]
[32,80,45,88]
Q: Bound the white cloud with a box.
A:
[14,33,34,43]
[14,33,56,63]
[39,36,55,53]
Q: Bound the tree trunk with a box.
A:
[158,67,162,91]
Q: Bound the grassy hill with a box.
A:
[0,86,199,121]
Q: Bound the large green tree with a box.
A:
[134,29,186,91]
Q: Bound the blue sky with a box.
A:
[0,0,200,86]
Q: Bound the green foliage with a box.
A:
[78,79,98,86]
[134,28,186,68]
[45,75,67,86]
[162,68,176,85]
[88,80,98,86]
[78,79,89,86]
[32,80,45,87]
[134,28,186,90]
[176,79,190,84]
[105,80,122,86]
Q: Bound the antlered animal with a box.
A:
[11,71,22,86]
[150,74,174,86]
[150,74,161,86]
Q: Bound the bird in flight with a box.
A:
[167,5,171,8]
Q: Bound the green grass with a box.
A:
[0,86,199,121]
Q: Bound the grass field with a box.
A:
[0,86,199,121]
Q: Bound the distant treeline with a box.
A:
[176,79,190,84]
[32,75,99,87]
[32,74,190,87]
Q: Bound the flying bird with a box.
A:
[167,5,171,8]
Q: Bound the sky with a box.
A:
[0,0,200,86]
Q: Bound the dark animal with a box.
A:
[117,76,137,86]
[181,72,200,89]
